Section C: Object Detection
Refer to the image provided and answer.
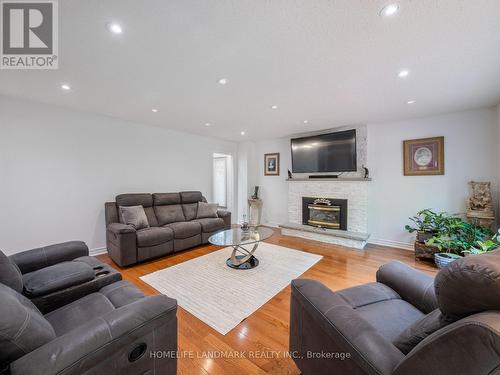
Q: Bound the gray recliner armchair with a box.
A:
[290,250,500,375]
[0,279,177,375]
[0,241,121,313]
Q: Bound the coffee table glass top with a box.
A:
[209,227,274,247]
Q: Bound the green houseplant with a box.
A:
[463,229,500,255]
[426,218,493,268]
[404,209,440,243]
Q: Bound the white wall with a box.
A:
[497,104,500,216]
[0,96,237,254]
[246,107,498,249]
[368,108,498,248]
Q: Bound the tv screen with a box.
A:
[291,129,357,173]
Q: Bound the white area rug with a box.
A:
[140,242,322,335]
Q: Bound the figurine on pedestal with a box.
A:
[466,181,495,228]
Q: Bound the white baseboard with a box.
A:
[368,238,414,251]
[89,247,107,256]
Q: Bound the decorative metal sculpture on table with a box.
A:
[248,186,263,227]
[466,181,495,228]
[241,214,250,232]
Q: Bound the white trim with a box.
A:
[89,247,107,256]
[261,222,281,228]
[368,238,414,251]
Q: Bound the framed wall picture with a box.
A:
[403,136,444,176]
[264,153,280,176]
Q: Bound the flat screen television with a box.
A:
[291,129,357,173]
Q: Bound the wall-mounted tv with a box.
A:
[291,129,357,173]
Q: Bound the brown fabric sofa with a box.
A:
[290,250,500,375]
[105,191,231,266]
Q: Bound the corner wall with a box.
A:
[246,107,498,249]
[497,104,500,218]
[0,96,238,254]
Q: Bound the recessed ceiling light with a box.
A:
[218,78,228,85]
[240,131,246,135]
[271,105,278,110]
[407,100,416,104]
[151,108,158,112]
[303,120,309,124]
[205,122,211,127]
[380,3,399,17]
[61,84,71,91]
[398,69,410,78]
[106,22,123,34]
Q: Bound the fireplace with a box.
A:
[302,197,348,230]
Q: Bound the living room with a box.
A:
[0,1,499,374]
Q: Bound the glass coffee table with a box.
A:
[208,227,274,269]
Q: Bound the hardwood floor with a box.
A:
[97,227,437,375]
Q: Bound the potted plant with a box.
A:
[425,234,463,268]
[463,229,500,255]
[405,209,439,243]
[426,218,493,268]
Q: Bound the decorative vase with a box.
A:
[241,214,250,232]
[434,253,462,269]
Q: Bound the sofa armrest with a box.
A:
[217,209,231,229]
[290,279,404,375]
[376,261,437,313]
[10,295,178,375]
[107,223,136,234]
[393,311,500,375]
[10,241,89,274]
[106,223,137,267]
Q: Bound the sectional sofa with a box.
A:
[105,191,231,266]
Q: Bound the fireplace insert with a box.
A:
[302,197,347,230]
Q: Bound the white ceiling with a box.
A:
[1,0,500,141]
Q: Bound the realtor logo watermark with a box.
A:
[1,0,58,69]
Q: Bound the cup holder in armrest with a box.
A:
[93,266,104,271]
[95,270,110,277]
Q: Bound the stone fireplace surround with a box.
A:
[279,178,370,249]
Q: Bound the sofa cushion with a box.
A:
[119,205,150,230]
[116,193,153,207]
[153,193,180,205]
[23,261,95,298]
[0,250,23,293]
[193,218,225,233]
[180,191,203,204]
[393,308,452,354]
[196,202,219,219]
[155,204,186,225]
[136,227,174,247]
[182,203,199,221]
[0,283,56,364]
[434,249,500,320]
[165,221,202,239]
[356,299,425,341]
[45,293,115,336]
[337,282,401,308]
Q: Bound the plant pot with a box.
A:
[434,253,462,269]
[414,241,440,261]
[416,231,435,243]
